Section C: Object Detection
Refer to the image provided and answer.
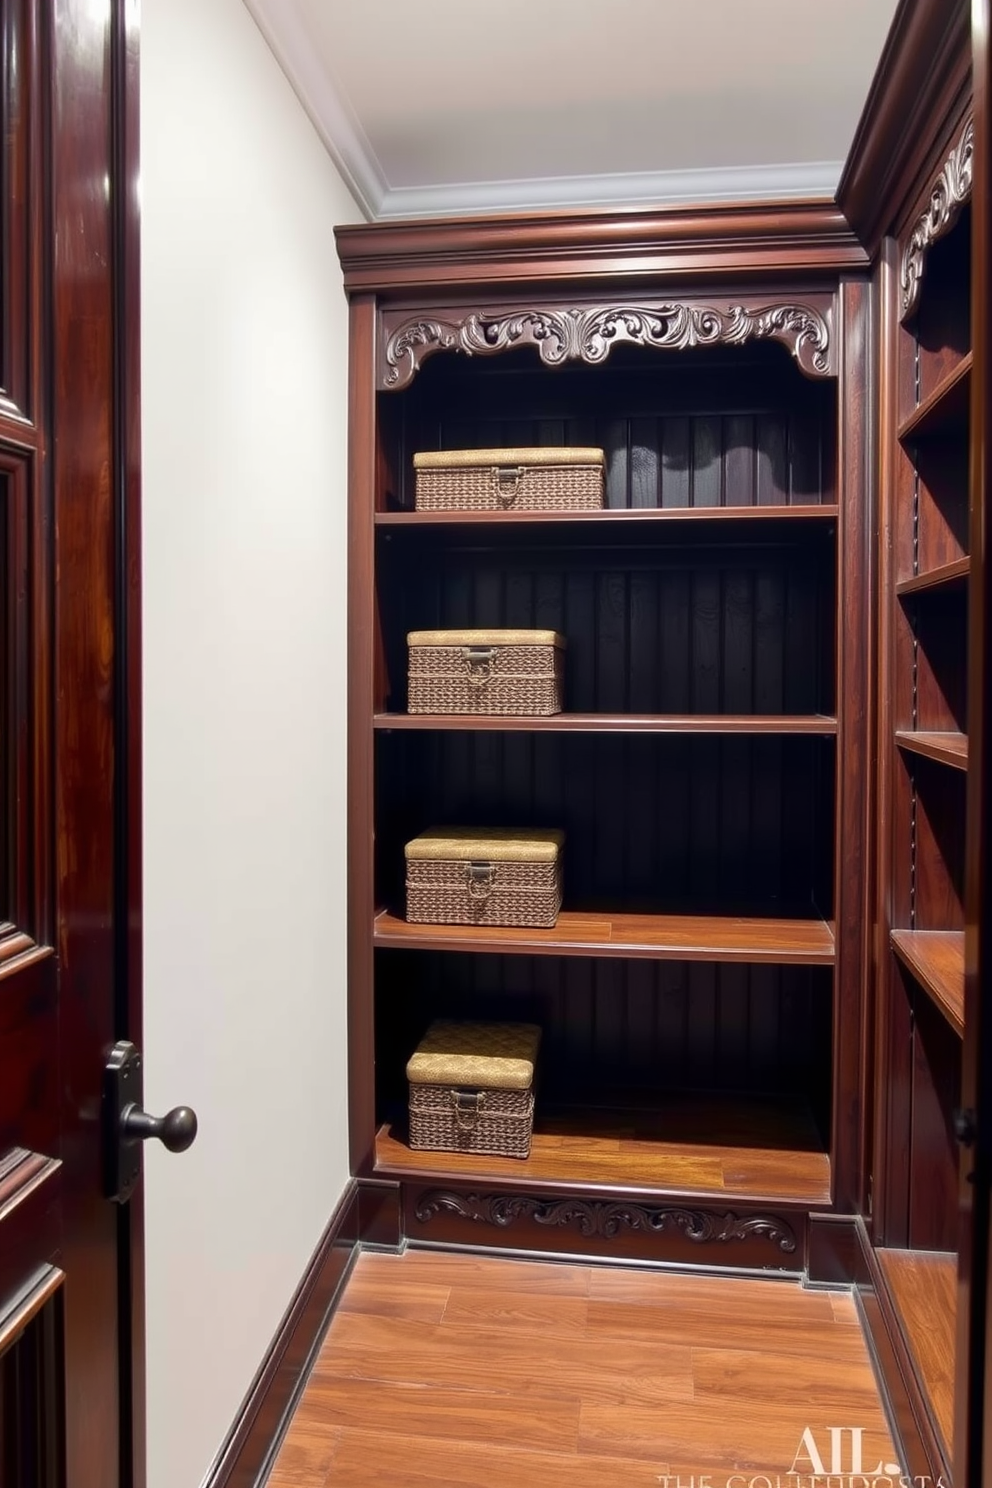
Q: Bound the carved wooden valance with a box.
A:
[900,113,973,321]
[380,297,836,390]
[414,1189,798,1253]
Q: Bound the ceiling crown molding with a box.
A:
[242,0,385,218]
[244,0,842,223]
[378,162,843,221]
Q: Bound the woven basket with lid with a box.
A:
[407,628,565,715]
[407,1020,541,1158]
[405,827,564,928]
[414,446,604,513]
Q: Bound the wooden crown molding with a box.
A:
[899,113,973,319]
[837,0,970,255]
[335,201,867,297]
[381,297,836,391]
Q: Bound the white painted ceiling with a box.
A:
[244,0,901,219]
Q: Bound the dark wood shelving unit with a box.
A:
[374,908,836,965]
[869,82,974,1485]
[342,157,868,1283]
[897,350,972,442]
[890,929,965,1036]
[895,555,970,596]
[374,712,839,735]
[894,730,969,770]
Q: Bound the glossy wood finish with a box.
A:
[334,204,868,297]
[375,505,839,528]
[877,1248,957,1458]
[374,713,838,735]
[891,928,966,1034]
[375,1098,831,1204]
[895,555,971,595]
[895,730,969,769]
[347,294,380,1174]
[838,0,971,255]
[0,2,143,1483]
[269,1250,897,1487]
[959,0,992,1478]
[374,908,835,963]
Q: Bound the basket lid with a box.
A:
[407,628,565,649]
[414,446,604,471]
[405,827,564,863]
[407,1020,541,1088]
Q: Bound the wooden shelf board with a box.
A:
[898,352,972,442]
[890,929,964,1035]
[375,1095,830,1204]
[896,556,970,596]
[374,909,836,965]
[375,713,839,735]
[895,730,968,770]
[376,504,839,528]
[877,1248,957,1454]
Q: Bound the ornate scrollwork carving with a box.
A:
[901,115,973,321]
[382,300,833,389]
[413,1189,797,1253]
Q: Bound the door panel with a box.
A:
[0,2,143,1485]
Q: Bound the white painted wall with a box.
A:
[140,3,361,1484]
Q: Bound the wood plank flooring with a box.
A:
[267,1249,899,1487]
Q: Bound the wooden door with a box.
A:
[0,2,147,1485]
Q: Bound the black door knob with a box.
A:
[121,1103,198,1153]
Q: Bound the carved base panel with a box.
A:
[402,1182,808,1273]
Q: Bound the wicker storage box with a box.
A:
[407,1020,541,1158]
[405,827,564,928]
[407,628,565,716]
[414,446,604,513]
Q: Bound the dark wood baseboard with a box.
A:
[201,1180,360,1488]
[851,1218,949,1485]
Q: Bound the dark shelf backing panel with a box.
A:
[374,948,833,1141]
[891,753,966,934]
[376,731,835,919]
[381,347,837,515]
[893,589,968,736]
[378,535,836,718]
[881,962,962,1253]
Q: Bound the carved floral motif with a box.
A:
[901,115,974,320]
[383,301,833,389]
[414,1189,797,1253]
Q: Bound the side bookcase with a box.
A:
[338,244,871,1272]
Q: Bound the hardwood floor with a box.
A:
[267,1250,899,1487]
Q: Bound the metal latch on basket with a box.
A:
[463,646,496,686]
[450,1089,485,1130]
[493,466,523,505]
[465,862,495,900]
